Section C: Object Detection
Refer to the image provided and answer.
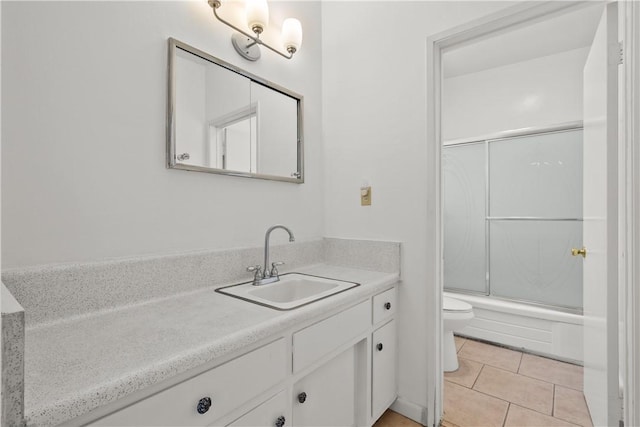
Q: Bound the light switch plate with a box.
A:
[361,186,371,206]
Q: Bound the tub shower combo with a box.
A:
[443,125,584,363]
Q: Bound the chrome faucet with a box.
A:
[247,225,295,286]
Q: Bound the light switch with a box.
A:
[360,186,372,206]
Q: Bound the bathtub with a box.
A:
[444,292,583,364]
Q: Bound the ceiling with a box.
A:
[443,4,604,78]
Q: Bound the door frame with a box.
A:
[621,2,640,426]
[425,1,639,426]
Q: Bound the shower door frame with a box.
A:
[426,2,640,427]
[443,122,585,313]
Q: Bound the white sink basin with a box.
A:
[216,273,360,310]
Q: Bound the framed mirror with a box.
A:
[167,38,304,183]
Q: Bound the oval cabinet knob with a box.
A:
[275,415,286,427]
[298,392,307,403]
[197,396,212,414]
[377,343,384,351]
[384,302,391,310]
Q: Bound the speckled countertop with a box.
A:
[23,264,398,426]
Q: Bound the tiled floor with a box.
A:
[373,337,592,427]
[374,410,422,427]
[443,336,593,427]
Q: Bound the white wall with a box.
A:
[1,1,323,268]
[321,2,515,424]
[443,47,589,141]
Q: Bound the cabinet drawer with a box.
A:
[373,288,396,324]
[226,390,288,427]
[293,300,370,373]
[92,339,287,426]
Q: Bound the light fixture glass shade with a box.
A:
[282,18,302,53]
[246,0,269,33]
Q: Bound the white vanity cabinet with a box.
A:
[86,285,397,427]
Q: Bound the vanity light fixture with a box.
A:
[207,0,303,61]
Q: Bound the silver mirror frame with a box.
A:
[167,38,304,183]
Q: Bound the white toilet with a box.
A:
[443,296,474,372]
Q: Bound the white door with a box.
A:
[582,2,621,426]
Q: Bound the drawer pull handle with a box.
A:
[377,343,384,351]
[197,396,212,414]
[298,392,307,403]
[275,415,286,427]
[384,302,391,310]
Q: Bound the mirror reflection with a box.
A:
[168,38,304,182]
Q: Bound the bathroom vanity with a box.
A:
[1,238,401,426]
[86,282,397,427]
[2,240,400,427]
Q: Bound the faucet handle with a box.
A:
[246,265,263,280]
[270,261,285,277]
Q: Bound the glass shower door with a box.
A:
[488,129,583,310]
[443,128,583,311]
[443,142,486,294]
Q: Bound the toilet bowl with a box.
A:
[443,296,474,372]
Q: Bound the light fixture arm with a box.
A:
[209,2,295,60]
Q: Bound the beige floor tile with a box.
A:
[474,365,554,415]
[373,410,422,427]
[441,419,460,427]
[554,386,594,427]
[458,339,522,372]
[505,404,580,427]
[519,353,583,390]
[444,357,483,388]
[444,380,508,427]
[454,335,467,352]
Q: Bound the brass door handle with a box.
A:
[571,247,587,258]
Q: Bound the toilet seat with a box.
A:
[443,296,472,313]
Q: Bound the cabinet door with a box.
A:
[293,346,355,426]
[372,320,396,420]
[226,390,289,427]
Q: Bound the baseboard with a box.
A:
[390,397,427,426]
